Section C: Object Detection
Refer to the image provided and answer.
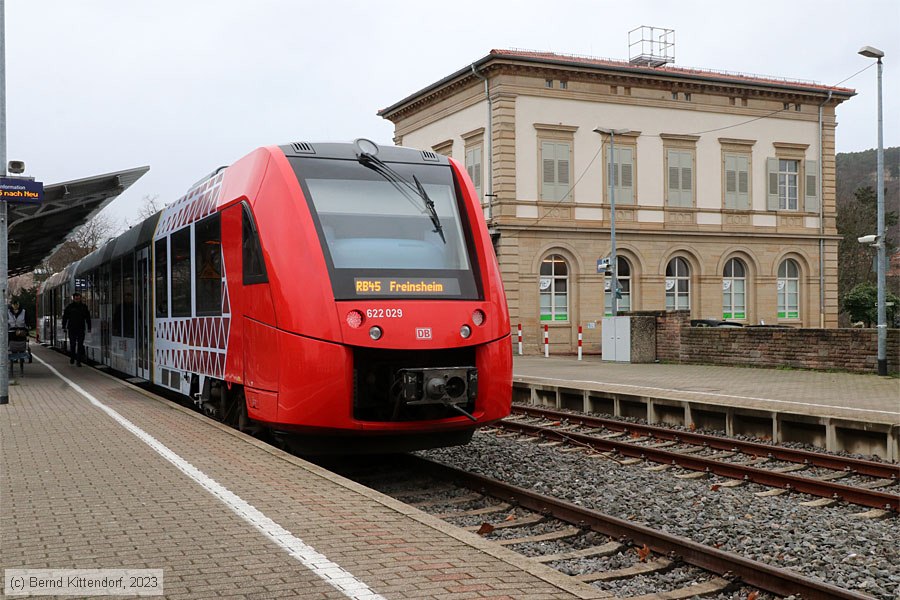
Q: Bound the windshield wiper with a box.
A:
[412,174,445,243]
[358,152,446,244]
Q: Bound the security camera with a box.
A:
[7,160,24,174]
[858,234,878,245]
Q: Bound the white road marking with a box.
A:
[516,375,900,418]
[36,355,385,600]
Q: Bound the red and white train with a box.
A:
[39,140,512,452]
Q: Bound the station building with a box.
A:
[378,48,854,353]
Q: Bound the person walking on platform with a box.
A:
[62,292,91,366]
[8,298,26,335]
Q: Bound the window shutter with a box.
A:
[680,152,692,206]
[724,155,737,209]
[542,142,556,201]
[766,157,780,211]
[805,159,819,213]
[619,148,634,204]
[557,143,570,200]
[668,149,681,206]
[668,150,691,207]
[737,156,750,210]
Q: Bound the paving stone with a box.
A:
[1,346,600,599]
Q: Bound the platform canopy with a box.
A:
[6,166,149,276]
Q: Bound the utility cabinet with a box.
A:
[602,315,657,363]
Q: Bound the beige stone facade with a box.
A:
[379,50,853,353]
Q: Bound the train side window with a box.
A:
[195,214,222,316]
[242,203,268,285]
[111,258,122,336]
[121,254,135,338]
[155,238,168,317]
[171,227,192,317]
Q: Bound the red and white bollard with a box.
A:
[543,324,549,358]
[517,324,523,356]
[577,325,583,361]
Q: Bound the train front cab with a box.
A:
[239,142,511,451]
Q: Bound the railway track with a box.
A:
[498,405,899,512]
[328,454,875,600]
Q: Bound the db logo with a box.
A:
[415,327,432,340]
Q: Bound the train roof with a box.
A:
[277,141,450,166]
[75,211,161,276]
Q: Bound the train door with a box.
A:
[136,246,151,380]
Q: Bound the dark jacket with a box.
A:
[62,301,91,334]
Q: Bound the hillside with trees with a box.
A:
[835,147,899,326]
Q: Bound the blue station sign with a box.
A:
[0,177,43,204]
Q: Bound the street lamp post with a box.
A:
[858,45,887,376]
[594,127,631,316]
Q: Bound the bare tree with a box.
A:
[37,212,119,278]
[128,194,165,227]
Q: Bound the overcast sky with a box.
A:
[6,0,899,229]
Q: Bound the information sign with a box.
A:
[0,178,43,204]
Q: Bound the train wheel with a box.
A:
[225,386,261,436]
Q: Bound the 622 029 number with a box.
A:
[366,308,403,319]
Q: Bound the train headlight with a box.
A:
[346,310,364,329]
[472,309,486,326]
[369,326,383,340]
[459,324,472,339]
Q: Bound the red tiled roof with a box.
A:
[490,48,855,95]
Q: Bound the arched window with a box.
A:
[722,258,746,320]
[777,259,800,319]
[540,254,568,322]
[665,257,691,310]
[605,257,632,315]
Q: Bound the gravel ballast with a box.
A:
[420,430,899,600]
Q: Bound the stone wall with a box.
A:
[653,312,900,374]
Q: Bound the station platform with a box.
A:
[1,345,605,600]
[513,355,900,460]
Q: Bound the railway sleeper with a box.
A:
[575,557,673,582]
[496,526,582,546]
[463,514,543,532]
[533,540,624,563]
[815,470,852,481]
[411,492,482,509]
[435,503,510,519]
[771,463,809,473]
[621,576,732,600]
[859,478,898,490]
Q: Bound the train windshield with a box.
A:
[291,157,481,300]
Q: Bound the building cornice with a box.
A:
[378,50,854,123]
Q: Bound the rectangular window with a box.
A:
[541,141,571,202]
[767,157,800,211]
[155,238,168,317]
[111,258,122,336]
[171,227,192,317]
[122,254,134,338]
[195,214,222,316]
[465,146,483,201]
[667,149,694,207]
[724,154,750,209]
[604,280,631,316]
[778,280,800,319]
[242,204,268,285]
[606,146,634,204]
[778,159,799,210]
